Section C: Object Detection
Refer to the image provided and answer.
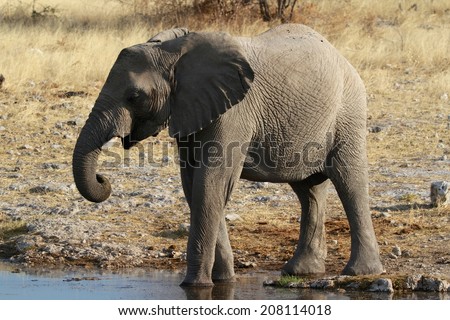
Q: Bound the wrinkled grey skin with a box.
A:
[73,24,384,286]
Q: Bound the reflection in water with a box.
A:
[0,262,447,300]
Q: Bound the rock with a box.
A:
[58,91,87,98]
[368,126,384,133]
[162,155,171,164]
[9,184,26,191]
[388,252,398,259]
[310,279,335,289]
[169,251,183,259]
[430,181,449,207]
[252,182,269,189]
[29,185,55,194]
[345,282,360,290]
[225,213,242,222]
[15,235,42,252]
[55,122,65,129]
[402,250,412,257]
[8,173,23,179]
[263,279,276,286]
[0,74,4,88]
[237,260,257,268]
[0,126,5,131]
[66,118,84,127]
[440,93,448,101]
[43,244,63,255]
[375,212,391,218]
[405,274,422,290]
[254,196,271,202]
[418,276,449,292]
[178,223,190,233]
[368,278,394,293]
[287,281,309,288]
[392,245,402,256]
[42,163,66,170]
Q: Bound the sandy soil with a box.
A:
[0,80,449,284]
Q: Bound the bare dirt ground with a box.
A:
[0,1,449,290]
[0,81,448,284]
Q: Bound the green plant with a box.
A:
[277,274,304,286]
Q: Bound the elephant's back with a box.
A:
[241,23,362,113]
[252,24,333,53]
[245,24,349,72]
[255,24,324,42]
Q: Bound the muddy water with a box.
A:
[0,262,446,300]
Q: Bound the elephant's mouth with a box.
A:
[121,130,160,150]
[121,135,137,150]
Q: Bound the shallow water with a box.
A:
[0,262,447,300]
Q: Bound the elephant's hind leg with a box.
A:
[282,175,329,275]
[326,156,384,276]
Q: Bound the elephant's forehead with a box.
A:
[128,70,161,84]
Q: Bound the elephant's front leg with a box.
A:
[181,203,221,287]
[181,207,235,287]
[178,154,235,285]
[212,218,235,282]
[181,169,241,287]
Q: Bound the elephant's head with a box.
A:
[72,28,254,203]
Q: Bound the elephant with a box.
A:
[72,24,384,286]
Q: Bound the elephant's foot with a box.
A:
[180,269,214,287]
[180,278,214,287]
[212,263,235,283]
[212,276,236,284]
[180,274,235,287]
[282,255,326,275]
[342,256,385,276]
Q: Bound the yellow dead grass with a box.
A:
[0,0,448,92]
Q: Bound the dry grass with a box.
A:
[0,0,449,274]
[0,1,447,89]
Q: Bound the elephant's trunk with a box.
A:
[72,114,112,203]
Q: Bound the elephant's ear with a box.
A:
[166,32,254,138]
[147,28,189,43]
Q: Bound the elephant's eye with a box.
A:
[125,88,142,103]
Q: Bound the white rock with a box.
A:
[253,182,269,189]
[178,223,190,233]
[430,181,449,207]
[225,213,242,222]
[388,252,398,259]
[392,245,402,256]
[368,278,394,293]
[237,260,257,268]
